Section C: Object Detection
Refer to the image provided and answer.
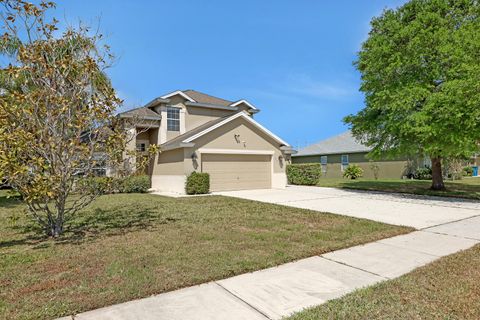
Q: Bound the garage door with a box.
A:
[202,154,272,191]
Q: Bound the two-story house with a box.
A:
[119,90,295,194]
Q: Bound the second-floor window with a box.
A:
[167,107,180,131]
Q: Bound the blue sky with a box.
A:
[55,0,407,150]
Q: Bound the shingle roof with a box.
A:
[294,131,371,157]
[121,89,257,120]
[182,90,233,107]
[118,106,161,119]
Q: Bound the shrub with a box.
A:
[186,172,210,195]
[414,167,432,180]
[76,175,150,194]
[120,175,150,193]
[463,166,473,177]
[343,164,364,179]
[287,164,322,185]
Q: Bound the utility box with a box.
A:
[473,166,479,177]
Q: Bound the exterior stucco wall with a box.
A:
[185,106,233,132]
[150,148,186,193]
[191,117,287,189]
[151,175,186,194]
[148,128,159,145]
[152,148,185,175]
[356,161,408,179]
[292,152,409,179]
[136,131,150,141]
[192,117,285,173]
[166,130,181,141]
[151,112,288,192]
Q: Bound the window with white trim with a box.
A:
[320,155,328,173]
[341,154,349,171]
[167,107,180,131]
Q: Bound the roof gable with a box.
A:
[161,111,290,150]
[160,90,196,102]
[183,112,288,145]
[229,99,258,110]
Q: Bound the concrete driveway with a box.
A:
[216,185,480,229]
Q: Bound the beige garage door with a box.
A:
[202,154,272,191]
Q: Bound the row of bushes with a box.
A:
[410,166,475,180]
[286,163,366,185]
[78,172,212,196]
[77,175,151,195]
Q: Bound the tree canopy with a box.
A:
[345,0,480,189]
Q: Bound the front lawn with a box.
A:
[0,191,410,320]
[288,244,480,320]
[316,177,480,200]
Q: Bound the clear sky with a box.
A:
[55,0,407,150]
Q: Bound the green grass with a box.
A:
[316,177,480,200]
[0,190,411,320]
[288,244,480,320]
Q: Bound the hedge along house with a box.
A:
[292,131,418,179]
[119,90,295,194]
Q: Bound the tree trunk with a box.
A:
[430,157,445,190]
[47,202,65,238]
[49,222,63,238]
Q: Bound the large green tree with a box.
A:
[346,0,480,190]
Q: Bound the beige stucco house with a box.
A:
[119,90,295,194]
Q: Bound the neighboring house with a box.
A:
[292,131,418,179]
[119,90,295,194]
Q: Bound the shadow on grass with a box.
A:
[60,204,181,244]
[2,203,180,247]
[0,193,22,209]
[0,224,46,248]
[68,207,158,236]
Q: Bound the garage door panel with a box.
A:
[202,154,271,191]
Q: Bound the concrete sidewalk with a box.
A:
[59,215,480,320]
